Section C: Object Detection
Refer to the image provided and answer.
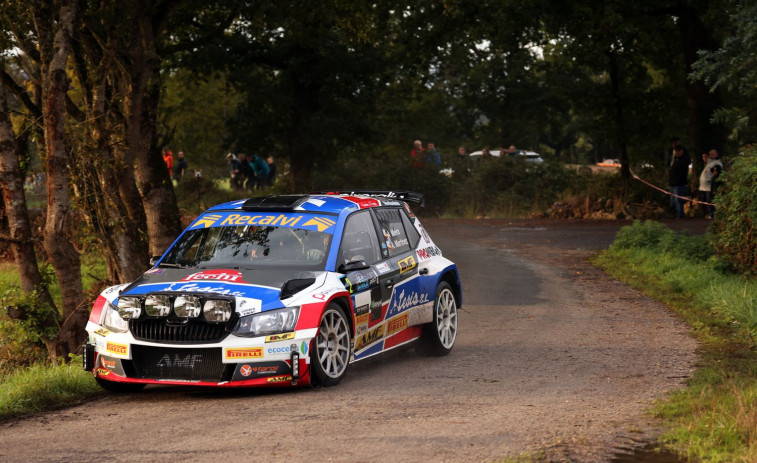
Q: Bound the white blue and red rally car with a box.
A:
[83,191,461,390]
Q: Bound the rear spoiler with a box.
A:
[313,190,425,206]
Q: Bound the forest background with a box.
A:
[0,0,756,361]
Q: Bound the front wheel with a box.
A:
[311,304,351,387]
[420,282,458,356]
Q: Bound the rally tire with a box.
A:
[95,377,147,393]
[311,303,351,387]
[420,282,458,356]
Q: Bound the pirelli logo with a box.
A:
[355,324,384,351]
[106,342,128,356]
[225,348,264,360]
[385,313,409,337]
[398,255,417,274]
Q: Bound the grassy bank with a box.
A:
[593,220,757,463]
[0,355,101,421]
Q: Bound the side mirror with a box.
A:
[339,259,370,273]
[149,256,161,266]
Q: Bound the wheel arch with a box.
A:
[327,295,354,337]
[438,267,462,308]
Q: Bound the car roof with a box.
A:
[205,191,422,215]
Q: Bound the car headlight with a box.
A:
[234,307,300,337]
[104,301,129,332]
[203,299,233,323]
[144,294,171,317]
[174,295,202,318]
[117,296,141,320]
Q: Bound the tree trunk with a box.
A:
[39,0,87,357]
[607,50,630,180]
[0,77,59,320]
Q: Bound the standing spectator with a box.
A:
[266,155,277,187]
[669,145,691,218]
[162,148,173,174]
[425,142,441,167]
[249,153,270,190]
[173,151,188,181]
[668,136,681,165]
[237,153,256,191]
[410,140,424,168]
[698,149,723,219]
[506,145,517,156]
[456,146,467,161]
[227,153,243,190]
[480,147,492,160]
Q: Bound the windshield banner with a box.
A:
[190,212,337,233]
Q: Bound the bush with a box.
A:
[611,220,715,262]
[0,286,58,372]
[712,150,757,275]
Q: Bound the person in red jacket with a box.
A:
[162,148,173,174]
[410,140,424,169]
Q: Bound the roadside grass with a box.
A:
[0,355,101,421]
[593,220,757,463]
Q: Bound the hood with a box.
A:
[119,267,326,312]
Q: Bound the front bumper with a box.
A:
[84,322,316,387]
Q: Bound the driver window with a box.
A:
[338,211,382,266]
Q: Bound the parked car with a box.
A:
[469,149,544,163]
[84,191,461,390]
[596,159,621,167]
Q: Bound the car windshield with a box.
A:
[161,225,333,271]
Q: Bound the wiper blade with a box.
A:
[157,262,186,268]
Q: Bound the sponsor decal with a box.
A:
[226,348,264,360]
[240,365,253,377]
[232,361,290,381]
[161,282,245,297]
[312,287,340,301]
[267,345,295,354]
[355,324,384,351]
[341,196,381,209]
[417,222,430,243]
[398,255,417,274]
[387,288,430,318]
[381,200,403,207]
[302,217,336,232]
[300,341,309,355]
[375,262,391,274]
[106,342,128,356]
[100,357,116,369]
[403,202,416,219]
[192,214,223,229]
[94,328,110,337]
[416,246,441,261]
[157,353,203,368]
[267,375,293,383]
[386,313,409,337]
[96,368,110,377]
[355,304,369,316]
[181,269,249,284]
[237,298,262,316]
[220,213,302,227]
[265,332,295,343]
[356,312,369,324]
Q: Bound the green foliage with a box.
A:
[0,354,101,420]
[0,285,58,370]
[595,224,757,462]
[611,220,715,262]
[711,151,757,275]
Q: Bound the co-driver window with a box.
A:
[338,210,382,266]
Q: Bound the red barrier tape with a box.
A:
[629,168,714,207]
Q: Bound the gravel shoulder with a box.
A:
[0,218,701,463]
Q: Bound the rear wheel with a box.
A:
[420,282,458,356]
[95,377,146,393]
[311,304,351,386]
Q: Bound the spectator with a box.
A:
[249,153,270,190]
[162,148,173,174]
[266,155,277,186]
[669,145,691,219]
[668,136,681,166]
[456,146,467,161]
[506,145,517,156]
[425,142,441,167]
[410,140,424,168]
[237,153,256,191]
[698,149,723,219]
[227,153,243,190]
[173,151,188,181]
[480,147,492,160]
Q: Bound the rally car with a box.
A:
[83,191,461,390]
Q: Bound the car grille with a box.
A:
[129,318,229,344]
[126,345,227,382]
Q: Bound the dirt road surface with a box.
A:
[0,219,703,462]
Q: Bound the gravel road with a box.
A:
[0,219,701,462]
